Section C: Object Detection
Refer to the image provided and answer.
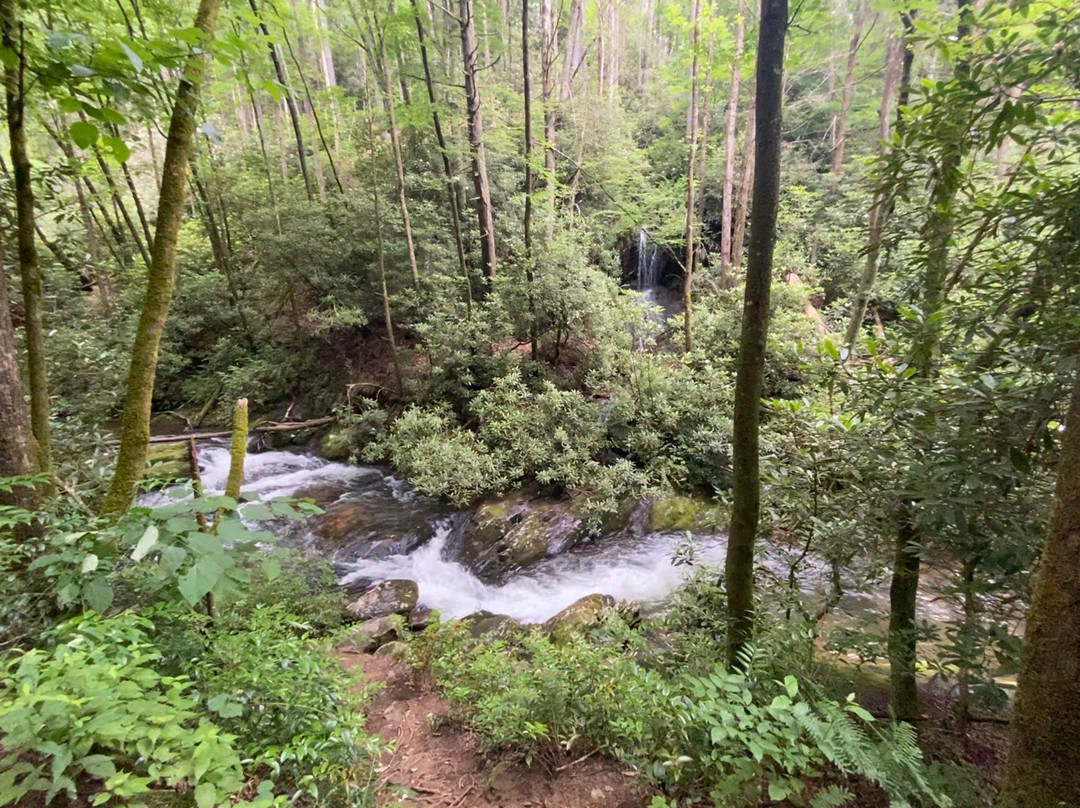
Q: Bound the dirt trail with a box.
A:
[340,649,651,808]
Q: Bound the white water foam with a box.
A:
[337,521,731,623]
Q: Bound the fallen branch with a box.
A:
[148,415,335,444]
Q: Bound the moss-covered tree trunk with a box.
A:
[719,0,745,285]
[1000,365,1080,808]
[725,0,788,667]
[2,0,51,476]
[0,236,39,511]
[101,0,225,516]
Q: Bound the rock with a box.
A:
[342,614,404,652]
[647,495,727,533]
[311,495,449,559]
[408,607,435,632]
[373,640,410,659]
[320,426,355,461]
[344,579,418,621]
[463,493,589,582]
[461,610,522,639]
[542,594,616,643]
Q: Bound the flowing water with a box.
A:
[177,444,955,629]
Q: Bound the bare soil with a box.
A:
[339,649,652,808]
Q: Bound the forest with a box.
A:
[0,0,1078,805]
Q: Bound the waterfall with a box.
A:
[637,230,662,290]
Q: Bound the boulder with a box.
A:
[342,614,404,652]
[460,610,522,639]
[462,493,589,582]
[542,594,616,643]
[344,579,418,621]
[311,495,450,559]
[143,441,190,481]
[373,640,410,659]
[320,426,355,461]
[647,495,727,533]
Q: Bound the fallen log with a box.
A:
[148,415,335,444]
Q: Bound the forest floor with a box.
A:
[340,649,652,808]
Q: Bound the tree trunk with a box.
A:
[887,0,969,721]
[459,0,498,282]
[732,99,755,276]
[522,0,538,359]
[559,0,585,103]
[411,0,471,310]
[539,0,557,234]
[725,0,788,667]
[720,0,746,285]
[1001,364,1080,808]
[248,0,313,201]
[1,0,52,476]
[831,0,867,175]
[682,0,702,353]
[371,5,419,284]
[88,139,152,268]
[101,0,225,516]
[844,23,907,351]
[0,230,39,510]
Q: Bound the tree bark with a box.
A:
[831,0,867,175]
[101,0,225,515]
[887,0,969,721]
[539,0,557,234]
[522,0,538,358]
[725,0,788,666]
[88,139,152,268]
[682,0,702,353]
[1,0,51,476]
[411,0,472,309]
[459,0,499,282]
[1001,364,1080,808]
[559,0,585,103]
[0,229,39,510]
[720,0,746,285]
[248,0,313,201]
[732,99,755,276]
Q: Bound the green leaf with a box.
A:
[102,135,131,164]
[69,120,99,148]
[81,553,99,573]
[131,525,159,562]
[177,556,226,606]
[160,544,187,574]
[78,756,116,781]
[120,41,143,72]
[784,675,798,698]
[239,502,275,521]
[83,578,114,613]
[768,780,791,802]
[194,782,216,808]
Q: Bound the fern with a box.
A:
[810,784,855,808]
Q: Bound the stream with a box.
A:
[183,443,957,629]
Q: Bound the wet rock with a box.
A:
[462,493,589,582]
[320,426,355,461]
[373,640,410,659]
[312,495,447,559]
[647,495,727,533]
[408,607,435,632]
[342,614,404,652]
[143,441,190,481]
[542,594,616,643]
[461,610,522,639]
[344,579,418,621]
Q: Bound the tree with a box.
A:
[1001,363,1080,808]
[726,0,789,666]
[720,0,746,286]
[831,0,867,175]
[0,235,38,510]
[459,0,498,282]
[1,0,51,476]
[682,0,702,353]
[101,0,226,515]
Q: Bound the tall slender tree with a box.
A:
[0,233,38,511]
[1,0,51,476]
[720,0,746,285]
[726,0,789,666]
[682,0,702,353]
[101,0,226,515]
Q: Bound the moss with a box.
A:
[319,427,354,461]
[648,495,727,533]
[142,441,190,481]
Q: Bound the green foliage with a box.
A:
[416,616,943,807]
[0,612,261,808]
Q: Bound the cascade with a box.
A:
[636,230,662,290]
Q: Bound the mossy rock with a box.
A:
[542,594,615,644]
[320,427,355,461]
[648,495,727,533]
[462,493,589,582]
[459,610,522,639]
[343,579,418,621]
[341,614,405,652]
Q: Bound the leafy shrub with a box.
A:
[0,612,261,808]
[193,605,380,804]
[415,616,945,807]
[366,405,506,505]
